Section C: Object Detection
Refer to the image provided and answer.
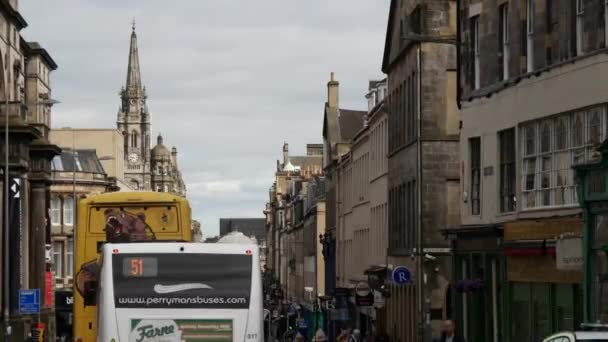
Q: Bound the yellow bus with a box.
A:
[72,191,193,342]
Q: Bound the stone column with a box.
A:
[28,178,46,292]
[29,139,60,342]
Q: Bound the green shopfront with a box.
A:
[447,219,584,342]
[574,141,608,324]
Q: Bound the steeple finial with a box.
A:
[132,17,136,31]
[125,22,142,92]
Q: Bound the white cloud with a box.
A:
[19,0,390,236]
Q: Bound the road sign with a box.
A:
[19,289,40,315]
[392,266,412,285]
[355,282,373,307]
[355,282,371,297]
[10,178,20,198]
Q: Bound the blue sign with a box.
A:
[392,266,412,285]
[19,289,40,315]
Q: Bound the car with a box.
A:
[543,324,608,342]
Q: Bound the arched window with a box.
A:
[131,130,138,148]
[50,196,61,225]
[130,180,139,190]
[63,196,74,226]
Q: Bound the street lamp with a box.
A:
[3,72,11,342]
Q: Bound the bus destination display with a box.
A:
[122,257,158,277]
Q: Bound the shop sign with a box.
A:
[129,319,232,342]
[355,282,373,307]
[45,271,53,308]
[556,237,583,270]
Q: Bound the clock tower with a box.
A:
[117,22,152,190]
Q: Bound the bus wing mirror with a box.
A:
[83,280,98,306]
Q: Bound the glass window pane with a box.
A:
[555,116,569,150]
[572,113,584,147]
[525,125,536,156]
[532,283,551,341]
[63,197,74,226]
[50,197,61,225]
[595,250,608,323]
[66,239,74,277]
[594,214,608,248]
[555,284,575,331]
[511,283,531,342]
[53,241,63,278]
[588,109,602,145]
[525,158,536,190]
[541,122,552,153]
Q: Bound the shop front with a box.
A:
[574,142,608,324]
[445,224,504,342]
[55,290,73,341]
[503,218,583,342]
[447,218,583,342]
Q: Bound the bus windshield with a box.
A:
[112,253,252,309]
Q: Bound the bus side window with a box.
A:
[83,280,98,306]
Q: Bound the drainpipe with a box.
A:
[456,0,462,110]
[416,44,430,342]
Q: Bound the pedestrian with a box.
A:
[337,328,350,342]
[348,329,361,342]
[437,320,465,342]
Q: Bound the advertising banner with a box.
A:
[113,253,251,309]
[129,319,232,342]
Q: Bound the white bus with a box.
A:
[93,242,264,342]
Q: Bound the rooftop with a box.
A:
[51,149,105,174]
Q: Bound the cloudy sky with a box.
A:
[20,0,389,237]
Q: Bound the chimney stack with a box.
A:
[283,142,289,166]
[171,146,178,168]
[327,72,339,110]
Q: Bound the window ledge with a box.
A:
[520,204,580,213]
[496,211,516,217]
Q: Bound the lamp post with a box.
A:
[3,63,10,342]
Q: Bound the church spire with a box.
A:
[126,20,142,92]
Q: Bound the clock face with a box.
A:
[128,152,138,163]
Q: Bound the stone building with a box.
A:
[381,0,460,340]
[320,72,366,340]
[450,0,608,340]
[150,134,185,195]
[49,149,113,289]
[334,78,389,337]
[264,142,323,338]
[0,0,61,339]
[116,24,185,196]
[49,129,125,184]
[302,177,325,311]
[191,220,202,242]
